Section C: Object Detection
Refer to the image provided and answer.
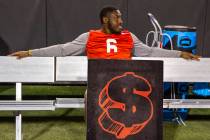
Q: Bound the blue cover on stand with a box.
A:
[162,26,210,97]
[163,83,189,121]
[162,26,196,121]
[193,83,210,96]
[162,25,196,54]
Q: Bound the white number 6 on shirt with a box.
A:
[106,39,118,53]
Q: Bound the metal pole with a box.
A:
[16,83,22,140]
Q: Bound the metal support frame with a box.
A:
[16,83,22,140]
[163,99,210,108]
[0,100,55,111]
[1,56,210,140]
[2,98,210,111]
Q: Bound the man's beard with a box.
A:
[108,22,122,34]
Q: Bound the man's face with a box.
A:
[107,10,123,34]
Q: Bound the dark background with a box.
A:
[0,0,209,57]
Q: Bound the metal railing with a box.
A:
[1,56,210,140]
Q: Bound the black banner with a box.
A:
[87,59,163,140]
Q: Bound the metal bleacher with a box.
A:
[1,56,210,140]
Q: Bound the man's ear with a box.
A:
[103,17,109,24]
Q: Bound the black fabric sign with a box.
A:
[87,59,163,140]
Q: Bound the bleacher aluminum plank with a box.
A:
[55,98,85,108]
[56,57,210,82]
[1,99,210,110]
[56,57,87,82]
[0,100,55,110]
[133,57,210,82]
[0,57,55,83]
[163,99,210,108]
[54,98,210,109]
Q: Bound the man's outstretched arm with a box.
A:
[131,33,200,60]
[10,32,89,59]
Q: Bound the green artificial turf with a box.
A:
[1,85,210,140]
[0,115,86,140]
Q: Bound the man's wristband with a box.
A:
[28,50,32,56]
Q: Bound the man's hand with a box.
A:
[9,50,31,59]
[180,51,201,61]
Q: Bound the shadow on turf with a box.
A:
[187,115,210,120]
[0,95,83,100]
[0,109,84,140]
[0,116,84,123]
[163,122,179,140]
[24,109,84,140]
[2,115,210,123]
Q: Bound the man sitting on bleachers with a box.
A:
[10,6,200,60]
